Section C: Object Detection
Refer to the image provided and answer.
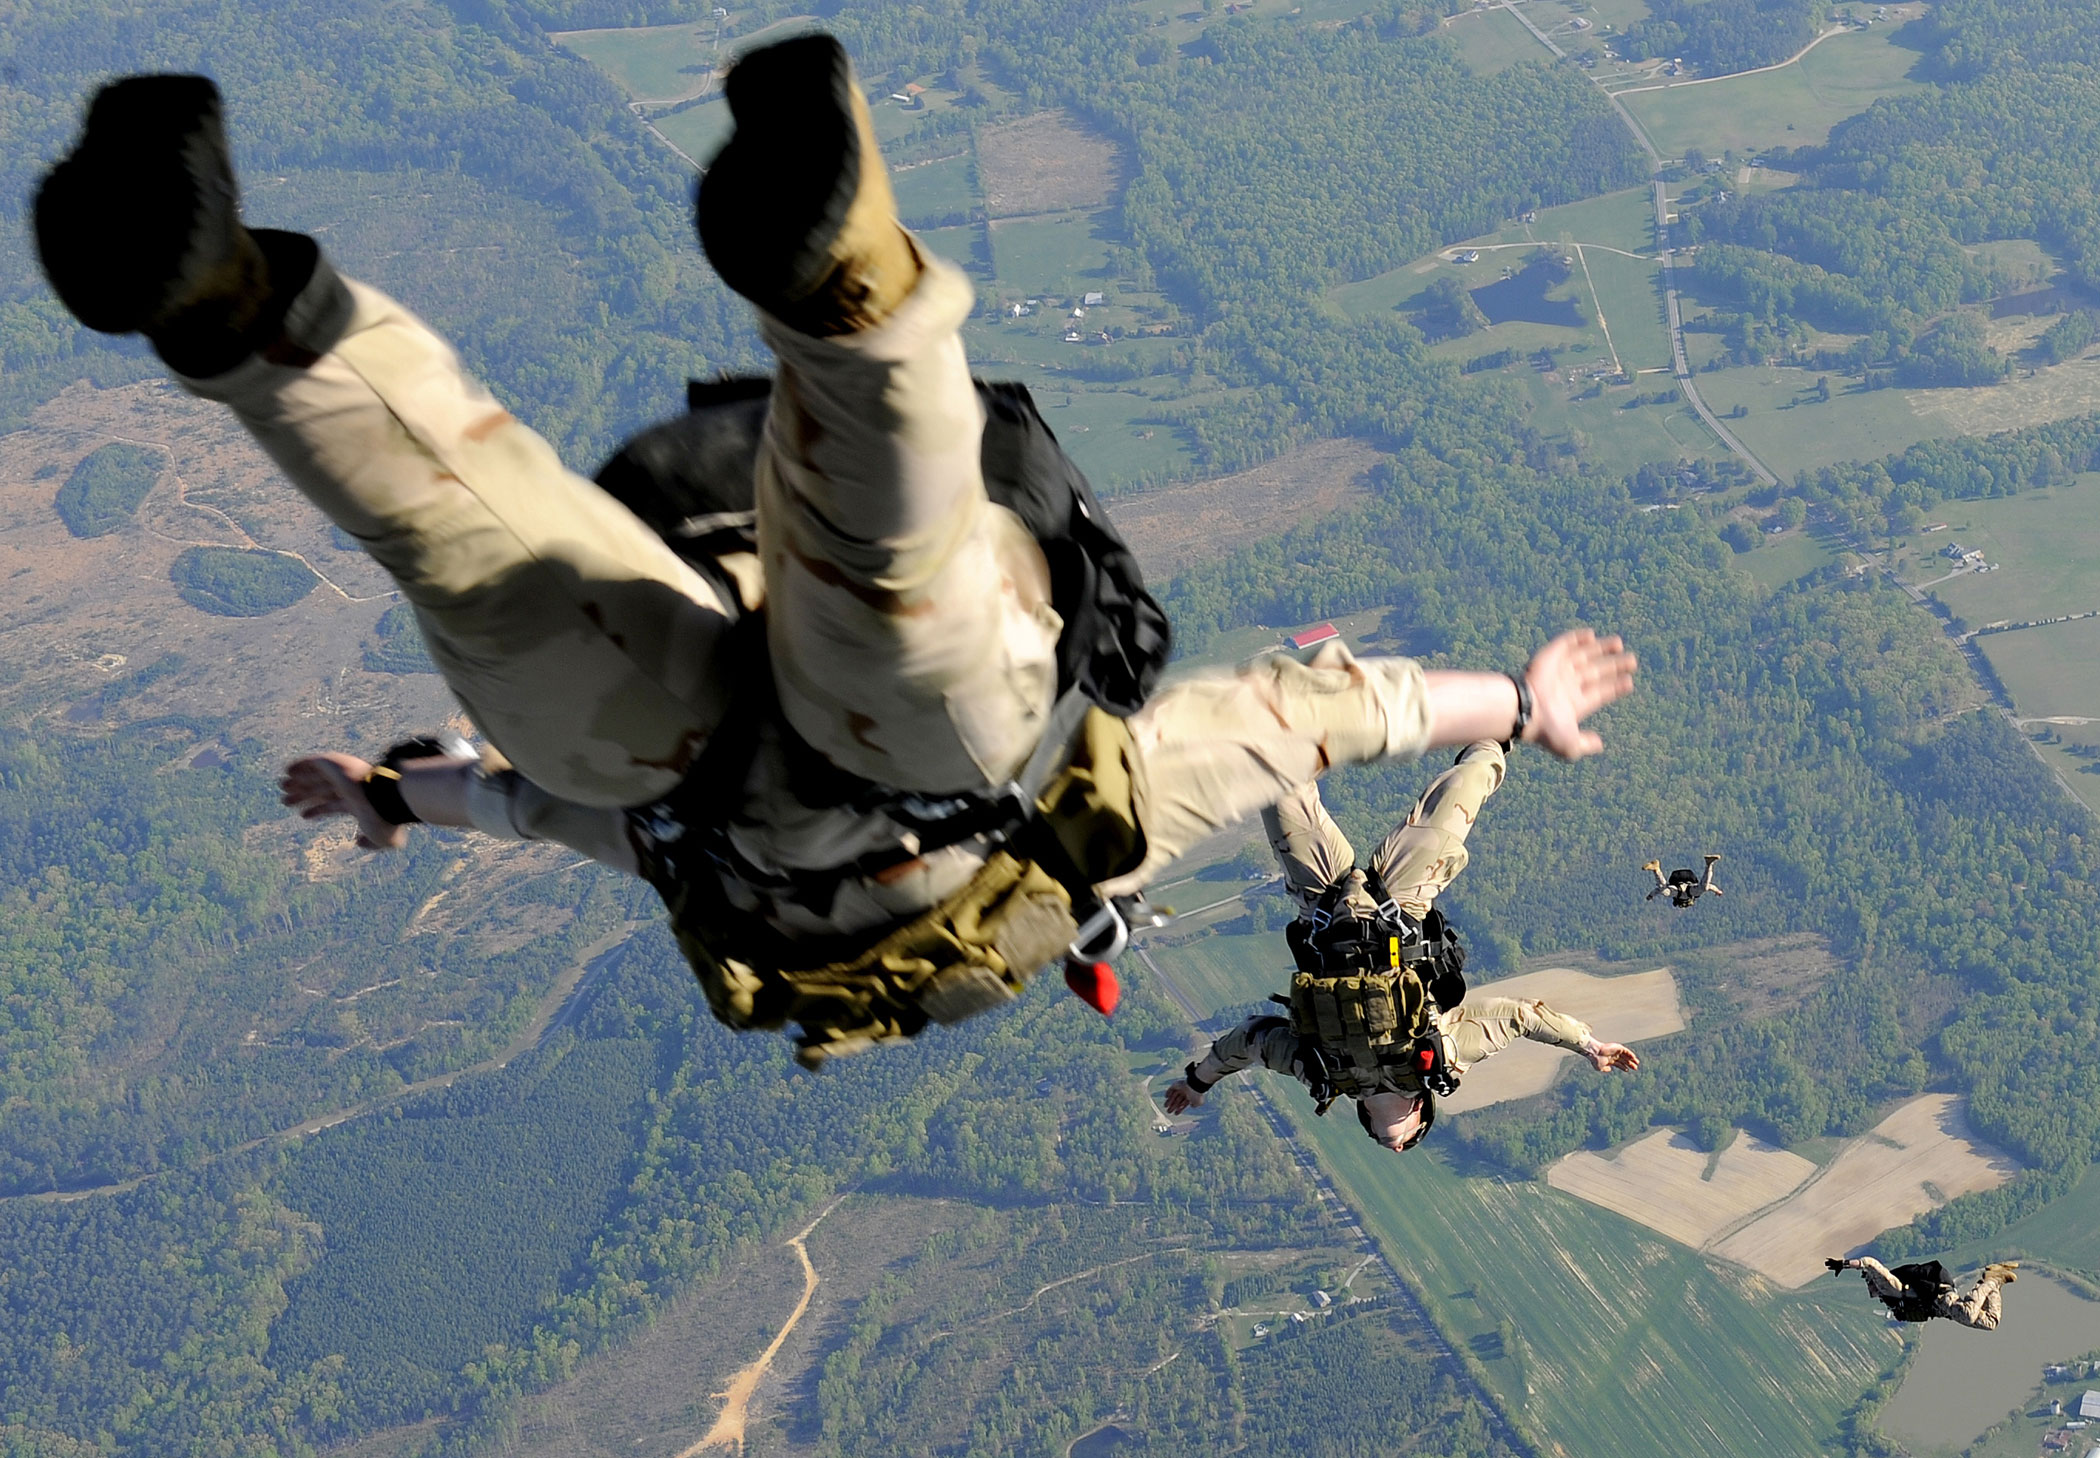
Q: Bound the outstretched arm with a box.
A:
[1424,628,1637,761]
[1443,996,1640,1073]
[281,752,640,872]
[1164,1016,1299,1112]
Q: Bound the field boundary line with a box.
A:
[1609,26,1847,97]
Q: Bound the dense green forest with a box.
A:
[49,441,161,537]
[170,546,319,616]
[362,601,438,674]
[1619,0,1823,73]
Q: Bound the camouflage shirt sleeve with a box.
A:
[1440,995,1595,1069]
[1189,1015,1301,1089]
[464,767,641,875]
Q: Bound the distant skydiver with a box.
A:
[1644,854,1721,908]
[34,47,1635,1067]
[1163,744,1641,1150]
[1826,1256,2018,1331]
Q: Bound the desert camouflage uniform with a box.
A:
[1855,1258,2008,1331]
[184,247,1434,943]
[1190,745,1596,1099]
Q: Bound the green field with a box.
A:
[1446,6,1542,76]
[1739,528,1836,591]
[892,151,979,226]
[1977,619,2100,718]
[1291,1096,1899,1458]
[988,212,1115,293]
[1582,248,1672,373]
[1617,25,1929,159]
[1922,476,2100,627]
[1692,366,1958,479]
[917,222,987,274]
[652,100,733,166]
[554,21,725,103]
[1515,369,1732,476]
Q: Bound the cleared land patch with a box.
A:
[1111,437,1382,579]
[1711,1094,2022,1288]
[1548,1128,1816,1248]
[1438,966,1685,1115]
[1616,23,1929,158]
[976,109,1123,217]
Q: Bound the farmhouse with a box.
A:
[1286,622,1340,650]
[1084,291,1105,305]
[2082,1391,2100,1420]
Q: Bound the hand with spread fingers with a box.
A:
[279,753,407,852]
[1523,628,1637,760]
[1163,1080,1204,1115]
[1586,1041,1640,1073]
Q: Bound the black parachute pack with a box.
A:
[1273,868,1469,1111]
[589,376,1172,1066]
[1881,1261,1954,1323]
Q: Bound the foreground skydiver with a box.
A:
[1826,1256,2019,1331]
[34,42,1635,1066]
[1164,736,1640,1150]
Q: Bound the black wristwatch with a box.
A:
[1506,672,1535,746]
[363,734,475,827]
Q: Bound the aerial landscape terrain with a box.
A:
[5,0,2100,1455]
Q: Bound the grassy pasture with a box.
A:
[1617,24,1929,159]
[1739,529,1836,592]
[988,212,1115,294]
[1977,619,2100,719]
[1582,248,1672,373]
[553,21,722,104]
[1690,367,1958,478]
[891,152,979,226]
[1444,7,1542,76]
[1923,475,2100,627]
[652,101,733,167]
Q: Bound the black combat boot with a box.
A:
[33,74,311,376]
[696,34,920,336]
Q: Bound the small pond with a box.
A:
[1068,1422,1137,1458]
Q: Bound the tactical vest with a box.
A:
[592,378,1171,1067]
[1881,1261,1954,1323]
[1274,870,1468,1106]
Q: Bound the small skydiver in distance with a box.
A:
[33,47,1635,1067]
[1163,741,1642,1151]
[1644,854,1721,908]
[1826,1256,2019,1331]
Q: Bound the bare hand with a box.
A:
[1587,1041,1640,1073]
[1522,628,1638,760]
[280,752,408,851]
[1163,1080,1203,1114]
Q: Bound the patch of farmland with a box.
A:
[1548,1128,1816,1248]
[975,110,1124,218]
[1111,437,1382,580]
[1711,1094,2023,1288]
[1438,966,1685,1115]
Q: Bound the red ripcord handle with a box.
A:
[1064,959,1121,1017]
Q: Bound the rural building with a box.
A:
[1286,623,1340,650]
[1454,248,1482,264]
[2081,1391,2100,1420]
[1311,1290,1332,1308]
[1084,291,1105,305]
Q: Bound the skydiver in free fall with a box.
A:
[32,41,1637,1066]
[1644,854,1721,908]
[1827,1256,2019,1331]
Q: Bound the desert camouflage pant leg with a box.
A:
[180,258,737,807]
[1939,1273,2006,1331]
[756,253,1063,795]
[1261,738,1506,919]
[1102,643,1433,898]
